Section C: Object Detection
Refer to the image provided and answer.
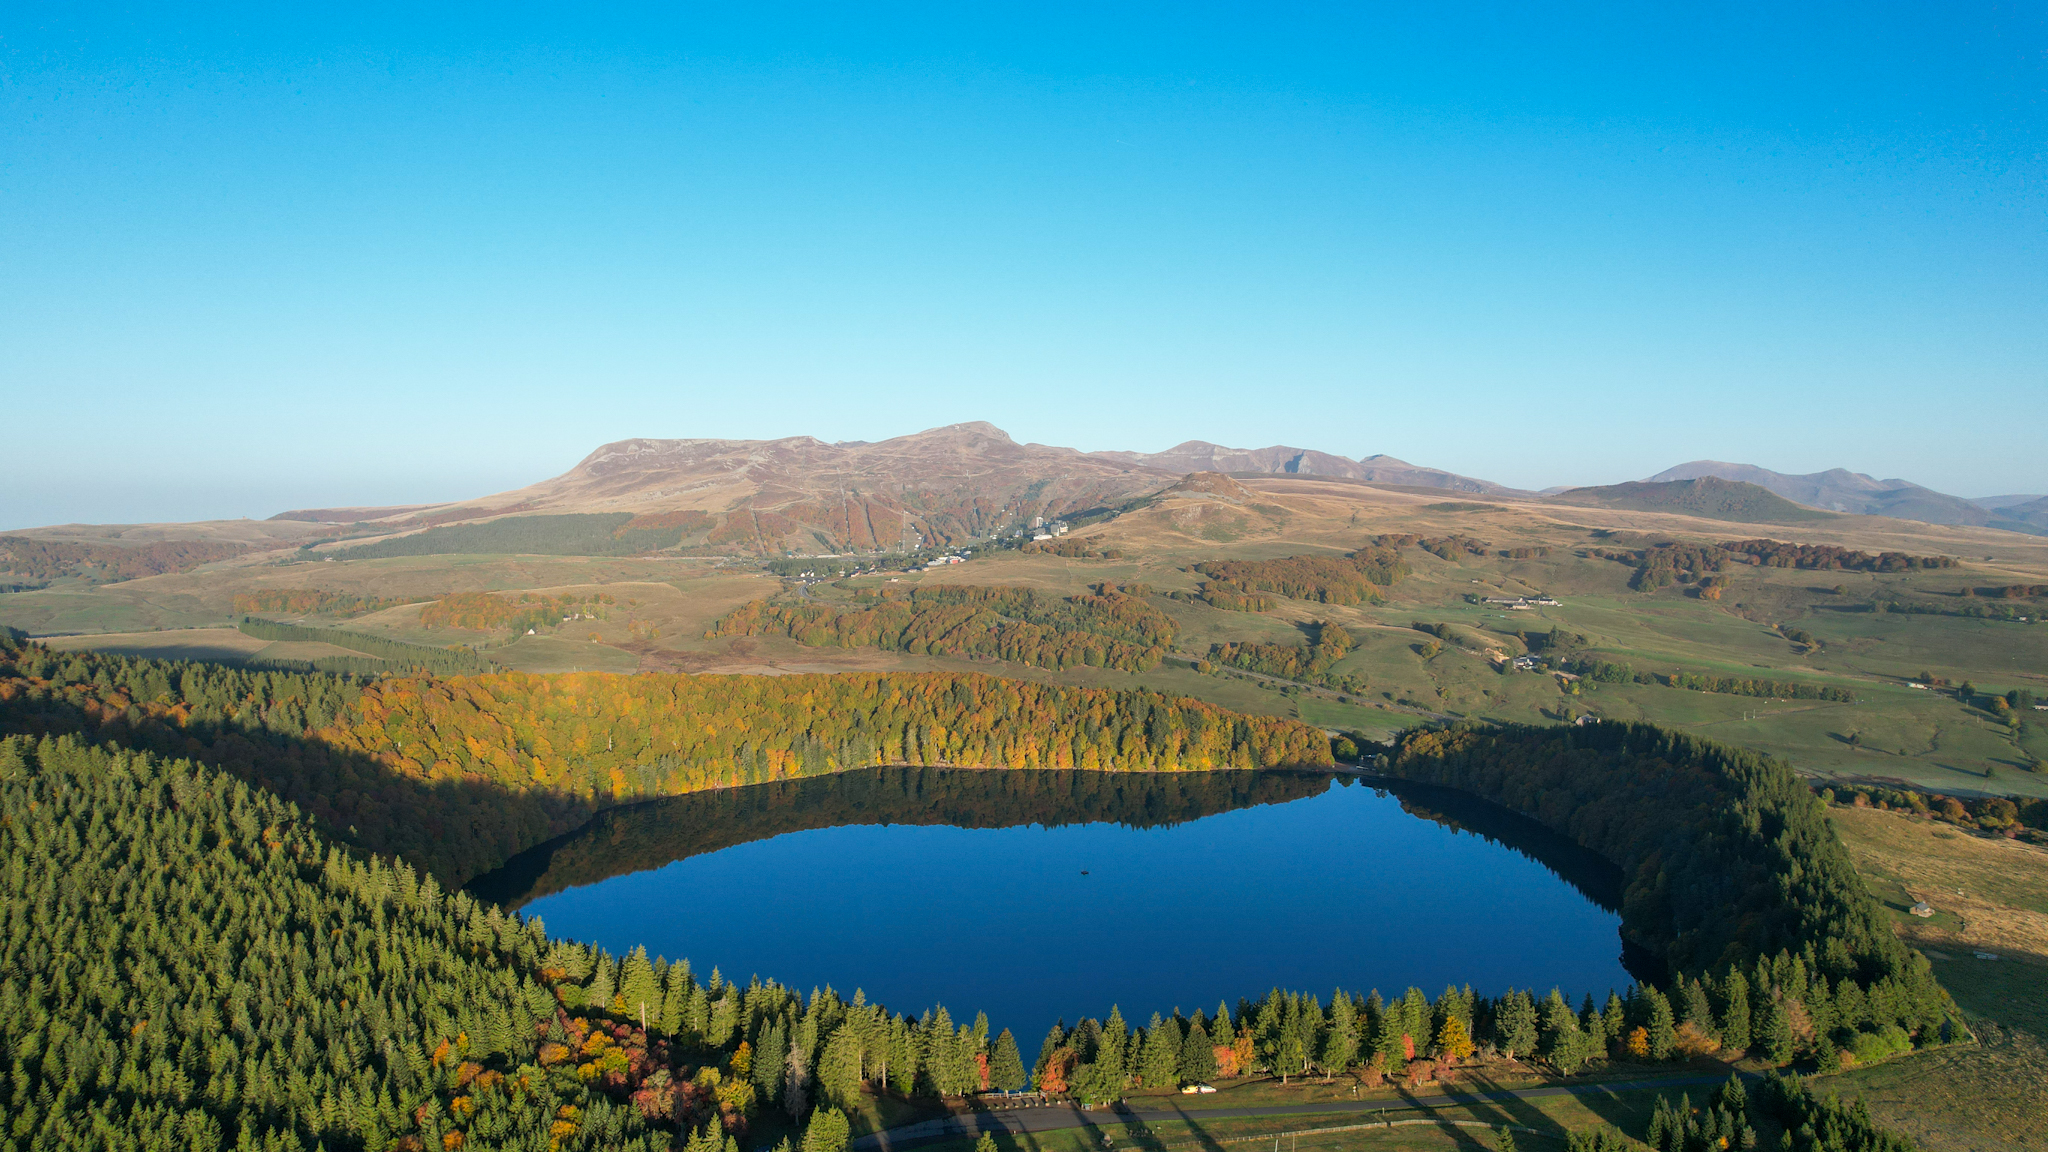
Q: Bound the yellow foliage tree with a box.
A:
[1435,1015,1475,1063]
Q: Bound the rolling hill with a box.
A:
[1550,476,1840,524]
[1643,460,2013,530]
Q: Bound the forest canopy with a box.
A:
[709,583,1176,673]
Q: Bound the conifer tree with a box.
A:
[1180,1019,1217,1084]
[1211,1002,1236,1049]
[1320,993,1359,1074]
[1035,1022,1067,1084]
[989,1028,1027,1092]
[1494,990,1538,1059]
[802,1107,851,1152]
[1101,1006,1131,1085]
[1759,998,1795,1065]
[1142,1014,1181,1087]
[1645,988,1678,1060]
[1720,967,1753,1049]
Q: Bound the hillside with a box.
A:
[1552,477,1840,524]
[1645,461,2007,531]
[1096,441,1517,493]
[299,423,1172,556]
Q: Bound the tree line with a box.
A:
[709,583,1177,673]
[232,589,426,618]
[0,535,250,583]
[0,635,1331,887]
[1721,540,1957,572]
[1385,723,1950,1023]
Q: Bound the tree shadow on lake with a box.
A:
[467,766,1340,907]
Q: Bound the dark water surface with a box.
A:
[471,768,1637,1041]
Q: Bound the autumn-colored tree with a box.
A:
[1434,1015,1474,1064]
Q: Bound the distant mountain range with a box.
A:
[1641,461,2048,535]
[1548,477,1837,525]
[261,425,2047,550]
[1090,441,1517,494]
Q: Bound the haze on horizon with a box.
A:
[3,3,2043,529]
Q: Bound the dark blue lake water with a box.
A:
[470,768,1636,1043]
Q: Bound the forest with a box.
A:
[1384,723,1945,1007]
[709,583,1177,673]
[0,636,1330,886]
[0,534,248,583]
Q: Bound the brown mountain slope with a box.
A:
[1095,440,1517,494]
[324,423,1174,554]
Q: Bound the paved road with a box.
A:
[853,1074,1737,1152]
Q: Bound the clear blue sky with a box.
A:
[4,3,2043,527]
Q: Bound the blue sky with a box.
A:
[3,3,2043,526]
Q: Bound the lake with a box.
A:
[468,767,1641,1043]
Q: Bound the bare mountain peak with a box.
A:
[1091,441,1512,494]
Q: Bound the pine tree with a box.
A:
[1760,998,1795,1066]
[1101,1006,1130,1086]
[1179,1019,1217,1084]
[989,1029,1027,1092]
[1211,1002,1236,1050]
[1495,991,1538,1059]
[1321,993,1360,1075]
[1034,1022,1066,1085]
[1644,988,1677,1060]
[802,1107,851,1152]
[1141,1014,1181,1087]
[1719,969,1752,1052]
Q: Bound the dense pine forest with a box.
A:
[1383,723,1954,1063]
[708,583,1176,672]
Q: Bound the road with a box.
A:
[852,1073,1738,1151]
